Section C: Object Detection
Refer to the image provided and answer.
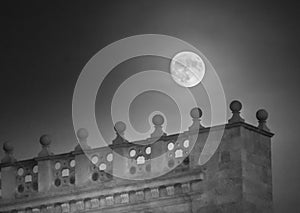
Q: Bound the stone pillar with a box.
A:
[74,152,90,186]
[190,102,274,213]
[37,135,54,192]
[149,114,167,177]
[1,142,17,199]
[241,109,273,212]
[111,121,130,179]
[74,128,91,186]
[188,107,206,168]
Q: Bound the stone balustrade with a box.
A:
[0,100,274,213]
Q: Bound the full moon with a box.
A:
[170,51,205,87]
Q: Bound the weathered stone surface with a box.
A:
[0,118,273,213]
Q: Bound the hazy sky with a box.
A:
[0,1,299,212]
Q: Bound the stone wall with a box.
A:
[0,101,274,213]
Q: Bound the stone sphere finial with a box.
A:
[152,114,164,126]
[230,100,242,113]
[228,100,244,124]
[38,134,53,157]
[114,121,126,134]
[76,128,89,141]
[256,109,268,121]
[112,121,128,145]
[189,107,204,131]
[256,109,270,131]
[190,107,203,119]
[1,142,16,163]
[74,128,91,151]
[39,134,51,147]
[3,142,14,153]
[150,114,166,138]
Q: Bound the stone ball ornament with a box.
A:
[256,109,268,121]
[3,141,14,153]
[190,107,203,119]
[230,100,242,112]
[114,121,126,133]
[39,134,51,146]
[256,109,270,131]
[72,34,227,180]
[1,141,16,163]
[76,128,89,140]
[228,100,244,124]
[152,114,165,126]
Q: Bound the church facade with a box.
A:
[0,100,274,213]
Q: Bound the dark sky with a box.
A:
[0,1,299,212]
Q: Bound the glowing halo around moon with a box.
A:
[170,51,205,87]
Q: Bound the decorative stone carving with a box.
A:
[1,142,16,163]
[256,109,270,131]
[112,121,128,145]
[150,114,166,138]
[166,185,174,196]
[189,107,204,131]
[0,102,274,213]
[75,128,91,151]
[120,193,129,204]
[38,135,53,157]
[228,100,245,124]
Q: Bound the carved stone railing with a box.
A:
[0,100,274,213]
[0,167,204,212]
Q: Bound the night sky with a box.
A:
[0,1,299,212]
